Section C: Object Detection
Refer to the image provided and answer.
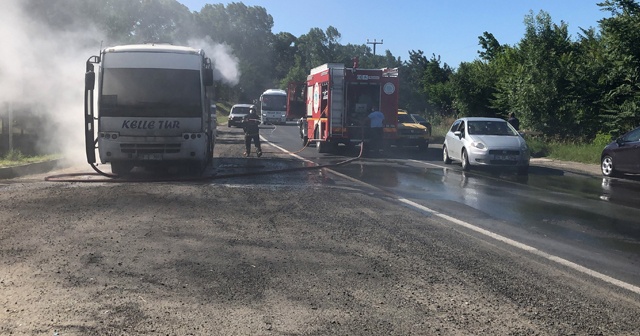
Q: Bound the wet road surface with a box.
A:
[259,123,640,287]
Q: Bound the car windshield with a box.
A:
[261,95,287,111]
[468,120,517,136]
[231,107,251,115]
[398,114,415,123]
[412,114,427,122]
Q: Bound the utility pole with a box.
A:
[366,39,383,56]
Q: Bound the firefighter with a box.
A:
[365,105,385,154]
[242,107,262,157]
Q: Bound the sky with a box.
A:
[179,0,610,67]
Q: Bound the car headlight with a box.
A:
[471,141,486,150]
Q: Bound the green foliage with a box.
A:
[523,137,551,157]
[597,0,640,134]
[4,150,25,162]
[21,0,640,144]
[545,141,602,164]
[451,60,499,117]
[493,10,576,137]
[0,152,61,168]
[592,132,614,147]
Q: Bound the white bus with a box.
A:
[84,44,215,175]
[259,89,287,124]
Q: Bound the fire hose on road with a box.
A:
[44,130,369,183]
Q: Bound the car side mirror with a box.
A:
[453,131,462,138]
[616,137,624,146]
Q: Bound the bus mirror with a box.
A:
[85,71,95,91]
[203,68,214,86]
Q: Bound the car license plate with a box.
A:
[495,155,516,160]
[140,154,162,160]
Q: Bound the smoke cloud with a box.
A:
[0,1,241,166]
[188,37,241,86]
[0,0,104,165]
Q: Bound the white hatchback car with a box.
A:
[443,117,530,175]
[228,104,255,127]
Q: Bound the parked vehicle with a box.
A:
[601,126,640,177]
[443,117,530,175]
[260,89,287,124]
[302,63,399,153]
[83,43,216,175]
[410,113,432,135]
[395,110,430,150]
[228,104,255,127]
[286,82,306,122]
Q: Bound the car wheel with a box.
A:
[601,155,618,177]
[461,149,471,171]
[443,145,452,164]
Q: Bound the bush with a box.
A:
[4,150,24,161]
[592,132,613,148]
[524,137,550,157]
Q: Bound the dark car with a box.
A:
[601,126,640,177]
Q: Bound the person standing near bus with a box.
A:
[242,107,262,157]
[366,106,385,154]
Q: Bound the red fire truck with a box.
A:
[301,63,399,153]
[286,82,306,121]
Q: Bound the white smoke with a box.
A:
[0,1,241,166]
[188,37,241,86]
[0,0,104,165]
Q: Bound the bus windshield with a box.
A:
[261,95,287,111]
[100,68,202,117]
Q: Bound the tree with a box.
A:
[598,0,640,135]
[477,32,504,62]
[493,10,575,136]
[451,60,499,117]
[422,54,455,116]
[195,3,275,101]
[400,50,430,114]
[271,32,298,83]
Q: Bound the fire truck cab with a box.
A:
[303,63,399,153]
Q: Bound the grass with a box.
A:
[522,134,606,165]
[0,150,61,168]
[215,102,232,126]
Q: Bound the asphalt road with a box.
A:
[1,126,639,335]
[263,123,640,284]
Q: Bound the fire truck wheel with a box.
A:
[317,140,329,153]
